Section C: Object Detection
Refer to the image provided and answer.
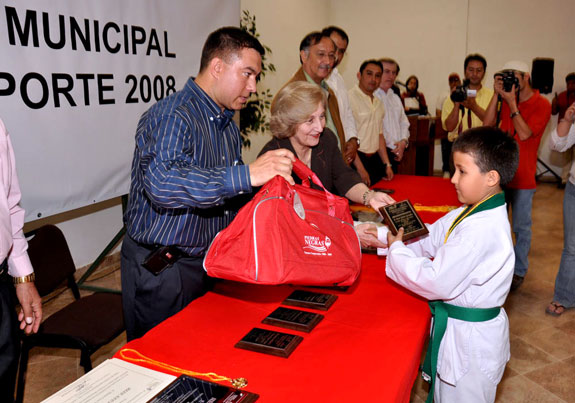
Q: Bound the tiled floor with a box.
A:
[19,181,574,402]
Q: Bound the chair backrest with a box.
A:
[26,225,78,297]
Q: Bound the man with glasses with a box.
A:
[275,31,354,160]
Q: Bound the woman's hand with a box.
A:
[368,191,395,211]
[355,223,387,249]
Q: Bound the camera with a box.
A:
[450,79,477,102]
[494,70,520,92]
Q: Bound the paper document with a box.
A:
[42,358,176,403]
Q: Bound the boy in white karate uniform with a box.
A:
[379,127,519,402]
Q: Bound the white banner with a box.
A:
[0,0,240,221]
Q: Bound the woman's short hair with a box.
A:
[270,82,327,139]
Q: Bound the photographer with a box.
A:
[441,54,493,145]
[484,60,551,292]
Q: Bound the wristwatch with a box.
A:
[351,137,360,146]
[13,273,35,284]
[510,111,521,119]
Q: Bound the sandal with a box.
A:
[545,301,566,317]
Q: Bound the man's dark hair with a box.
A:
[566,72,575,83]
[359,59,383,74]
[300,31,332,53]
[379,58,400,74]
[299,31,333,64]
[199,27,264,73]
[321,26,349,44]
[464,53,487,71]
[453,127,519,185]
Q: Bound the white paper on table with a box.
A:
[42,358,176,403]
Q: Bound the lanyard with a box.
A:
[444,192,505,243]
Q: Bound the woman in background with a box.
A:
[401,75,428,115]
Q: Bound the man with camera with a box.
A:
[484,60,551,292]
[441,54,493,153]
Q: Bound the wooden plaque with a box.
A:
[282,290,338,311]
[379,199,429,241]
[235,328,303,358]
[262,307,324,333]
[149,374,259,403]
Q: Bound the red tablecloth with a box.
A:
[115,175,460,402]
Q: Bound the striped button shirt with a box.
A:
[124,77,252,256]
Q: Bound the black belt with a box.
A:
[130,236,190,258]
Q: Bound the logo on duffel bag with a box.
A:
[303,235,332,255]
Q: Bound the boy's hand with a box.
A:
[387,227,404,246]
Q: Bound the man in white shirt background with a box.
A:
[323,26,360,164]
[374,58,410,173]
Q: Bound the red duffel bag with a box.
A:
[203,159,361,286]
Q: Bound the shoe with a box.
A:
[442,171,450,179]
[545,301,567,317]
[510,274,524,292]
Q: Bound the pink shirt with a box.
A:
[0,118,33,277]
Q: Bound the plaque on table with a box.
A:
[282,290,338,311]
[262,307,324,333]
[235,328,303,358]
[379,199,429,241]
[149,374,259,403]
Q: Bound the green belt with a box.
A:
[422,301,501,403]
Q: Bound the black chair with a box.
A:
[16,225,124,403]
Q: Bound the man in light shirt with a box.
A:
[348,60,393,185]
[0,118,42,401]
[374,58,410,173]
[323,26,360,164]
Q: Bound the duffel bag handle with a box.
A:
[291,158,336,216]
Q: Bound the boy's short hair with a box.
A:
[452,127,519,185]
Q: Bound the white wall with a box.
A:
[242,0,575,176]
[32,0,574,269]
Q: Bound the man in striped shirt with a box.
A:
[121,27,295,340]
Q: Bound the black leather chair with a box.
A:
[15,225,124,403]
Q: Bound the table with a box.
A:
[115,175,460,402]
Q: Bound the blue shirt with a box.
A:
[124,77,252,256]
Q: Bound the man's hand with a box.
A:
[344,138,359,164]
[461,97,477,110]
[355,223,387,249]
[15,282,42,334]
[392,140,407,161]
[384,165,394,181]
[249,149,295,186]
[387,227,404,247]
[494,76,518,108]
[358,166,370,186]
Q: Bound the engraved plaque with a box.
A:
[282,290,338,311]
[262,307,324,333]
[379,200,429,241]
[149,374,259,403]
[235,328,303,358]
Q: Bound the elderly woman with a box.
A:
[259,81,391,247]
